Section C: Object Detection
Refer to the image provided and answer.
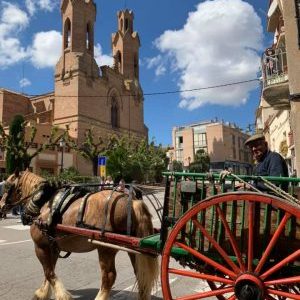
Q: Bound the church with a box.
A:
[0,0,147,175]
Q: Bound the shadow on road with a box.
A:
[69,288,163,299]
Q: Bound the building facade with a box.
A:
[0,0,147,175]
[172,121,251,174]
[258,0,300,176]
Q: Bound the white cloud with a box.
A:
[25,0,58,16]
[20,77,31,87]
[25,0,36,16]
[150,0,263,109]
[29,30,61,68]
[0,2,29,67]
[1,2,29,28]
[145,55,166,76]
[94,43,113,67]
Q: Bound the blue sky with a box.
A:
[0,0,273,146]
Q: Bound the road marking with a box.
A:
[112,277,177,298]
[0,239,32,246]
[0,240,6,243]
[4,224,30,231]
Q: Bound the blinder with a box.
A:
[3,182,15,205]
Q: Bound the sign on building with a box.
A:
[98,156,107,178]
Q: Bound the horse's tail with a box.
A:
[132,200,159,299]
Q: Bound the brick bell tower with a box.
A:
[54,0,99,134]
[112,9,140,80]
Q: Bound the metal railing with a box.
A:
[261,48,288,88]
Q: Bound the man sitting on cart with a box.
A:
[244,132,289,192]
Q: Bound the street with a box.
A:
[0,192,214,300]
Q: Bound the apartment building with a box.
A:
[257,0,300,176]
[172,121,251,174]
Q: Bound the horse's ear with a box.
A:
[14,168,20,178]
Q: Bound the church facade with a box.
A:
[0,0,147,175]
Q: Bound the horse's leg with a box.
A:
[33,242,73,300]
[128,252,137,275]
[94,247,118,300]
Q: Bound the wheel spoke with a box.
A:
[192,218,240,273]
[261,249,300,280]
[255,212,291,274]
[267,288,300,299]
[248,201,254,272]
[215,204,245,272]
[265,275,300,286]
[175,241,236,279]
[169,268,234,285]
[176,287,234,300]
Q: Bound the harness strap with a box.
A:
[126,185,134,235]
[76,193,92,227]
[101,189,116,235]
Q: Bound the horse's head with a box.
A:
[0,170,21,216]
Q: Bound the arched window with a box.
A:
[116,51,122,73]
[134,54,139,78]
[125,18,129,31]
[64,18,71,49]
[111,97,119,128]
[86,23,93,50]
[120,19,123,32]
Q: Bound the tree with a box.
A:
[66,127,108,176]
[5,115,24,173]
[105,136,168,183]
[0,116,63,173]
[172,160,183,172]
[189,149,210,173]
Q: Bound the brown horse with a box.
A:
[0,171,159,300]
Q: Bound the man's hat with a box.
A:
[244,133,265,146]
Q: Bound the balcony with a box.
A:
[261,48,290,108]
[267,0,280,32]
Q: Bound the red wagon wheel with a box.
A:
[161,192,300,300]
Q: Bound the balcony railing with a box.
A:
[261,48,288,88]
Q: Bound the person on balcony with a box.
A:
[264,48,278,77]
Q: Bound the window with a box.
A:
[134,54,139,79]
[64,18,71,49]
[115,51,122,73]
[86,23,92,50]
[232,134,236,145]
[111,97,119,128]
[176,149,183,162]
[194,133,207,147]
[176,136,183,148]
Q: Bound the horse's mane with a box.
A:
[19,171,45,198]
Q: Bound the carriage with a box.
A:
[1,170,300,300]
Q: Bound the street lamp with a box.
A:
[59,138,65,174]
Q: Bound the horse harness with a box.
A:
[76,186,135,236]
